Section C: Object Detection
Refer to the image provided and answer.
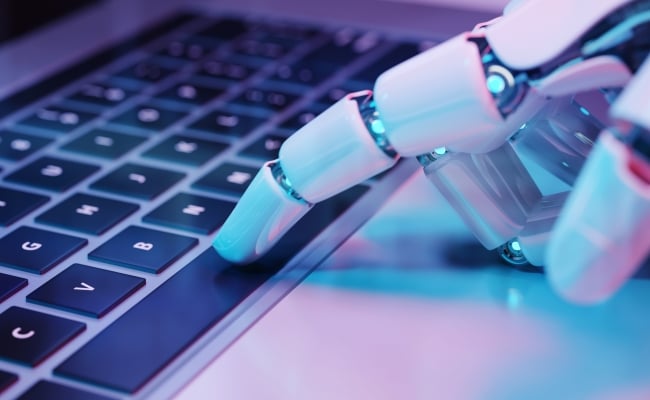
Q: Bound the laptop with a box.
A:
[0,0,501,398]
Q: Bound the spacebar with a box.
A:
[55,185,368,393]
[54,249,272,393]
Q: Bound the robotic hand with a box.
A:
[214,0,650,304]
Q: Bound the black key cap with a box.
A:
[250,21,320,41]
[232,35,292,60]
[56,185,368,393]
[17,106,98,134]
[0,131,52,161]
[61,129,147,159]
[0,227,87,274]
[351,42,421,83]
[0,273,27,302]
[196,59,255,82]
[270,32,379,86]
[155,82,225,106]
[91,163,185,200]
[110,104,187,132]
[142,134,228,166]
[188,109,265,137]
[17,380,115,400]
[239,133,287,160]
[67,83,135,109]
[157,38,210,62]
[36,193,139,235]
[198,18,248,41]
[271,60,336,86]
[309,31,380,64]
[143,192,235,234]
[279,105,327,131]
[4,156,99,192]
[0,187,49,227]
[27,264,145,318]
[0,307,85,366]
[192,162,258,196]
[88,226,197,274]
[0,370,17,393]
[233,87,298,112]
[113,61,176,85]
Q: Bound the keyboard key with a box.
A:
[17,106,98,134]
[0,273,27,302]
[61,129,147,159]
[351,42,422,84]
[17,380,115,400]
[0,131,52,161]
[67,82,135,109]
[0,227,87,274]
[27,264,145,318]
[310,30,380,64]
[239,133,287,160]
[142,134,228,166]
[36,193,139,235]
[110,103,187,132]
[270,32,379,86]
[5,156,100,192]
[0,307,85,366]
[113,60,176,85]
[279,105,327,131]
[91,163,185,200]
[0,370,17,394]
[55,185,367,393]
[250,21,320,41]
[155,82,225,106]
[188,109,265,137]
[143,192,235,234]
[192,162,258,196]
[232,35,292,60]
[157,37,210,62]
[233,87,298,112]
[271,60,335,86]
[196,59,255,82]
[198,18,249,41]
[0,187,49,227]
[88,226,198,273]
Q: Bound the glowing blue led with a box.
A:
[579,106,591,116]
[434,147,447,155]
[486,74,506,95]
[482,53,494,64]
[370,119,386,134]
[510,240,521,252]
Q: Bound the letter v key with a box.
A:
[74,282,95,291]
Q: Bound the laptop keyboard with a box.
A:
[0,11,429,399]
